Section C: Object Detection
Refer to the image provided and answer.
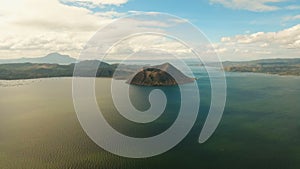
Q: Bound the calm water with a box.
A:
[1,72,300,169]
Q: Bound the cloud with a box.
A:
[60,0,128,8]
[0,0,124,59]
[283,15,300,21]
[209,0,288,12]
[107,34,193,60]
[0,0,185,59]
[211,24,300,61]
[285,5,300,10]
[77,16,195,60]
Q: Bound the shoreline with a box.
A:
[224,71,300,78]
[1,71,300,81]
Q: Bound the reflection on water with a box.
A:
[97,79,184,138]
[0,78,73,87]
[1,72,300,169]
[0,79,38,87]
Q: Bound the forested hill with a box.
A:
[0,61,117,80]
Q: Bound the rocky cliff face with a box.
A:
[127,63,195,86]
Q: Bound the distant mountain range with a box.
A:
[0,61,116,80]
[0,53,300,79]
[223,58,300,76]
[223,58,300,66]
[0,53,76,65]
[0,61,196,83]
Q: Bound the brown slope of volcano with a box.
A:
[126,63,195,86]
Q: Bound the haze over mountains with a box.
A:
[0,52,300,78]
[0,53,76,65]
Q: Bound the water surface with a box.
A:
[1,73,300,169]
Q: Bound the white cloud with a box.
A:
[210,0,288,12]
[221,24,300,48]
[108,34,193,60]
[285,5,300,10]
[0,0,190,59]
[283,15,300,21]
[0,0,124,59]
[1,0,297,62]
[60,0,128,8]
[79,16,196,61]
[211,24,300,61]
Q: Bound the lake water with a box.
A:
[1,72,300,169]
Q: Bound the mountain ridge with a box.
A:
[0,53,76,65]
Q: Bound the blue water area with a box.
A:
[1,70,300,168]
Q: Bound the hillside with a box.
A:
[127,63,195,86]
[0,61,115,80]
[0,60,146,80]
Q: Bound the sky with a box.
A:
[0,0,299,61]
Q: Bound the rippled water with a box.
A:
[1,72,300,169]
[0,79,38,87]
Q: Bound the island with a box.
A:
[127,63,195,86]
